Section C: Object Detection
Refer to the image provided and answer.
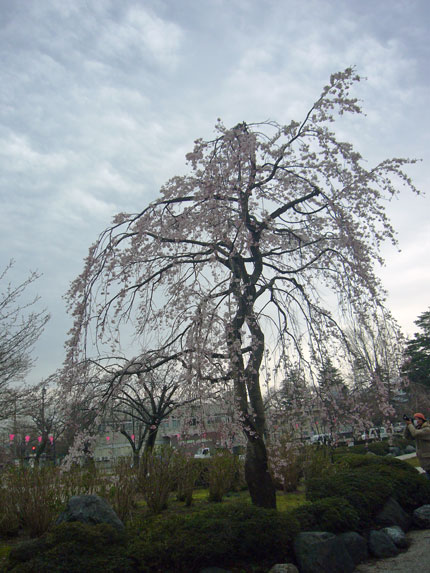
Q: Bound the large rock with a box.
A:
[55,495,125,531]
[368,529,399,558]
[404,445,416,454]
[388,446,401,456]
[382,525,408,549]
[293,531,354,573]
[338,531,368,565]
[413,504,430,528]
[374,496,412,531]
[199,569,232,573]
[268,565,299,573]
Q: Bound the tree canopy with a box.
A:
[402,308,430,390]
[66,68,419,507]
[0,261,49,415]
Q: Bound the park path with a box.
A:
[355,528,430,572]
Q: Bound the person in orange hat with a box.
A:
[404,413,430,479]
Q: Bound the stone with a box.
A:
[388,446,401,456]
[199,569,232,573]
[293,531,354,573]
[374,496,412,531]
[55,494,125,531]
[382,525,408,548]
[268,565,299,573]
[404,445,416,453]
[413,504,430,529]
[338,531,368,565]
[368,529,399,558]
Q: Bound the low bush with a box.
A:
[6,522,134,573]
[336,454,430,512]
[306,468,392,528]
[106,458,138,521]
[207,451,238,502]
[127,501,300,572]
[174,451,201,506]
[1,466,63,538]
[292,496,360,533]
[137,446,176,514]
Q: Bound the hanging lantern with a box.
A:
[106,436,110,442]
[131,434,135,441]
[37,436,42,443]
[9,434,15,442]
[49,436,54,444]
[25,435,30,443]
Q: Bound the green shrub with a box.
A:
[6,522,134,573]
[127,501,299,572]
[292,496,360,533]
[207,452,237,502]
[174,451,201,506]
[2,466,63,538]
[306,468,392,528]
[106,458,138,522]
[336,454,430,512]
[301,445,336,482]
[137,446,176,514]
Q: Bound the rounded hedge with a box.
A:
[6,522,134,573]
[305,468,393,528]
[292,496,360,533]
[127,501,300,572]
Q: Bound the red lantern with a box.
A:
[9,434,15,442]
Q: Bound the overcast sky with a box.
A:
[1,0,429,383]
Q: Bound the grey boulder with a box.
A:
[55,494,125,531]
[413,504,430,529]
[382,525,408,549]
[294,531,354,573]
[368,529,399,558]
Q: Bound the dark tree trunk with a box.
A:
[145,427,158,451]
[133,448,140,468]
[244,437,276,508]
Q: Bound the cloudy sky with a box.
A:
[1,0,429,383]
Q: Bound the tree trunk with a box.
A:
[244,436,276,508]
[133,448,140,468]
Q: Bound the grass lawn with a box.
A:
[135,485,306,516]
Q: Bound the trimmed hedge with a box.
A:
[292,496,360,533]
[127,501,300,572]
[306,469,392,529]
[6,522,134,572]
[337,454,430,512]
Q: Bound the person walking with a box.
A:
[404,412,430,479]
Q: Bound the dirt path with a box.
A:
[355,529,430,572]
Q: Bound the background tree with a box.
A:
[93,357,198,466]
[20,378,67,465]
[0,261,49,415]
[345,305,405,420]
[402,308,430,390]
[66,69,418,508]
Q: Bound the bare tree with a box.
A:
[0,261,49,411]
[66,69,419,507]
[92,357,198,466]
[20,378,67,465]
